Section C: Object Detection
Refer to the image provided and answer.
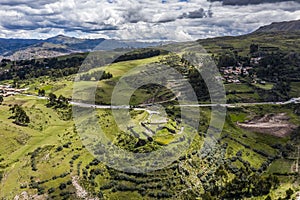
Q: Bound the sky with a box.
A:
[0,0,299,41]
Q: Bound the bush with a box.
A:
[265,196,271,200]
[97,191,104,198]
[71,154,80,160]
[63,142,71,148]
[48,187,55,194]
[56,146,63,152]
[286,188,294,199]
[59,183,67,190]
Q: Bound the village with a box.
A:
[0,85,28,97]
[219,65,251,84]
[219,57,266,85]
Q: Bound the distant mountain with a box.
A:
[195,19,300,57]
[3,42,76,61]
[45,34,87,44]
[44,35,106,51]
[254,20,300,33]
[0,38,42,55]
[209,0,295,5]
[0,35,164,61]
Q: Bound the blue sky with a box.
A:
[0,0,299,41]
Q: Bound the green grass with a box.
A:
[268,159,294,174]
[252,83,274,90]
[198,31,300,57]
[225,83,254,93]
[154,129,175,145]
[224,82,276,103]
[223,137,267,169]
[26,56,164,106]
[1,90,300,199]
[0,96,80,198]
[229,112,249,123]
[1,44,300,198]
[289,82,300,97]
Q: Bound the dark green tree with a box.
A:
[9,105,30,125]
[217,54,237,68]
[57,95,68,109]
[12,77,20,88]
[250,44,259,54]
[285,188,294,199]
[265,196,271,200]
[38,89,45,97]
[47,93,57,107]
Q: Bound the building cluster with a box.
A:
[250,57,262,65]
[220,66,253,84]
[0,85,28,97]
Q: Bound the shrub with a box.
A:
[59,183,67,190]
[56,146,63,152]
[48,187,55,194]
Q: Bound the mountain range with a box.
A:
[0,35,164,61]
[254,20,300,33]
[0,19,299,61]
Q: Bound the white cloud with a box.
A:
[0,0,299,41]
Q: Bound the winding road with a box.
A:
[25,94,300,110]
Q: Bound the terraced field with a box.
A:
[0,91,299,199]
[0,33,300,199]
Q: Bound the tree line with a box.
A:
[0,56,86,81]
[79,70,113,81]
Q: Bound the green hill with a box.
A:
[0,22,300,199]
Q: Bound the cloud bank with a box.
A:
[0,0,299,41]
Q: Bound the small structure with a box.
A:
[0,85,28,97]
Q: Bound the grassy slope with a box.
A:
[1,93,299,199]
[197,32,300,103]
[0,32,300,199]
[198,32,300,56]
[0,96,79,198]
[26,56,164,105]
[222,105,300,199]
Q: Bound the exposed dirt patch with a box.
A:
[72,176,99,200]
[14,191,47,200]
[237,113,298,137]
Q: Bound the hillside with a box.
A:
[0,20,300,199]
[1,20,299,61]
[255,20,300,33]
[197,20,300,56]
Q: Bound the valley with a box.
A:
[0,20,300,200]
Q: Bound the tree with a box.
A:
[265,196,271,200]
[9,105,30,125]
[57,95,68,109]
[217,54,237,67]
[80,70,113,81]
[47,93,57,107]
[59,183,67,190]
[215,166,228,187]
[201,192,216,200]
[285,188,294,199]
[250,44,259,54]
[12,77,20,88]
[38,89,45,97]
